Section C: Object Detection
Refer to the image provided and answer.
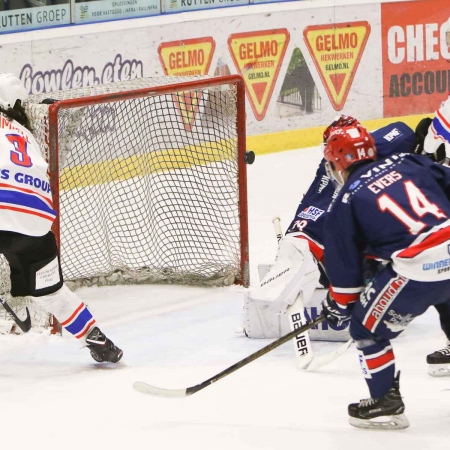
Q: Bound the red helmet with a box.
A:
[323,115,361,143]
[324,124,377,173]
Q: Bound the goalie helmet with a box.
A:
[324,124,376,187]
[0,73,28,110]
[323,115,361,143]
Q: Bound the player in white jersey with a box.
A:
[0,73,123,363]
[413,95,450,375]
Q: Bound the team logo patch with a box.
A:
[298,206,325,221]
[383,127,401,142]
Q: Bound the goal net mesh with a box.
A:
[0,75,248,332]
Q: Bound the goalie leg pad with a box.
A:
[250,236,320,312]
[243,292,286,338]
[244,236,320,338]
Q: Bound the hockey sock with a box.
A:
[356,339,396,398]
[34,284,96,340]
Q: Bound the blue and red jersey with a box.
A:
[324,153,450,306]
[286,121,417,267]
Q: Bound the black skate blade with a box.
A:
[349,413,410,430]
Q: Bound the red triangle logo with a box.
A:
[330,73,346,96]
[252,82,267,105]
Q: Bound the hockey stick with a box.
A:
[133,314,326,398]
[0,297,31,332]
[272,216,314,370]
[272,215,283,244]
[301,338,353,371]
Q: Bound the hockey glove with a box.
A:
[321,292,352,327]
[414,117,446,164]
[414,117,432,154]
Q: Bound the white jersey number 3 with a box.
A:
[6,134,33,168]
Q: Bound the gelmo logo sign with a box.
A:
[228,29,290,121]
[158,37,215,131]
[303,22,370,111]
[382,0,450,116]
[158,37,215,77]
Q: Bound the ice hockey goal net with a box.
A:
[0,75,249,332]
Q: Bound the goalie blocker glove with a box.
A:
[321,292,352,327]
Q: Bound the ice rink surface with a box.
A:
[1,147,450,449]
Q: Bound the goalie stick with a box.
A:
[133,314,326,398]
[272,216,314,370]
[301,338,353,371]
[0,297,31,333]
[272,216,353,372]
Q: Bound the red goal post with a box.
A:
[0,75,249,332]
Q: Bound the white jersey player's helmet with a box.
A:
[0,73,28,110]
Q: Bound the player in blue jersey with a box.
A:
[0,73,122,363]
[321,117,450,429]
[244,117,419,351]
[285,118,418,282]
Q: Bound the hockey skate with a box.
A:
[348,373,409,430]
[426,343,450,376]
[86,327,123,363]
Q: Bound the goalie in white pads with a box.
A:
[0,73,123,363]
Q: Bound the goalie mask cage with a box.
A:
[0,75,249,332]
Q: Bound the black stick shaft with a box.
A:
[186,314,325,395]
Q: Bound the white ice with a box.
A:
[1,147,449,449]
